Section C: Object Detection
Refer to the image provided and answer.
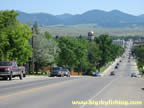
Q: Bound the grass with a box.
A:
[27,74,49,77]
[27,72,50,77]
[39,25,144,37]
[100,62,112,72]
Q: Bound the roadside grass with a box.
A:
[100,62,112,72]
[27,72,50,77]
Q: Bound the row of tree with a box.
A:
[134,45,144,74]
[55,35,124,73]
[0,10,124,74]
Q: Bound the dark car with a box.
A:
[115,65,118,69]
[64,69,70,77]
[131,73,137,77]
[110,71,115,76]
[91,72,101,77]
[91,72,96,76]
[117,63,119,66]
[96,72,101,77]
[50,67,64,77]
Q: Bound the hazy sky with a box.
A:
[0,0,144,15]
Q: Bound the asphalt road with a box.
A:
[0,57,143,108]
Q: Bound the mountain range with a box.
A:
[16,10,144,28]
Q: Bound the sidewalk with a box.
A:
[101,57,121,76]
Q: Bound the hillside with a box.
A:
[17,10,144,28]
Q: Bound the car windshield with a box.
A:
[52,67,61,71]
[64,69,68,71]
[0,62,12,66]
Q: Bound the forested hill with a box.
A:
[17,10,144,28]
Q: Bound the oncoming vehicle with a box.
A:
[110,71,115,76]
[131,72,137,77]
[0,61,26,80]
[115,65,118,69]
[64,69,70,77]
[50,67,64,77]
[117,63,119,65]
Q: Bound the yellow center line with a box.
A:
[0,78,80,99]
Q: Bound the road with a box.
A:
[0,57,143,108]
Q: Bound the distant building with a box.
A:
[112,39,125,48]
[133,41,144,46]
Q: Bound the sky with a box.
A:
[0,0,144,16]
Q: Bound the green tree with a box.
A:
[33,34,60,72]
[44,31,53,39]
[0,10,32,65]
[75,38,89,72]
[88,42,101,72]
[95,34,113,67]
[32,21,39,34]
[134,45,144,74]
[57,37,89,72]
[95,34,124,70]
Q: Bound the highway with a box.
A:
[0,56,144,108]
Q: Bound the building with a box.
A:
[112,39,126,48]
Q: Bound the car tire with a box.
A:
[23,74,26,77]
[50,75,53,77]
[19,72,23,80]
[3,77,8,80]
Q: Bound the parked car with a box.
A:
[115,65,118,69]
[96,72,101,77]
[117,63,119,66]
[91,72,96,76]
[91,72,101,77]
[110,71,115,76]
[0,61,25,80]
[50,67,64,77]
[131,72,137,77]
[64,69,70,77]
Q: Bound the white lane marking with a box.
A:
[80,78,117,108]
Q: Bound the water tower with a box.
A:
[88,31,94,41]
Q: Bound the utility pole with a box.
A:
[32,36,34,74]
[31,26,35,74]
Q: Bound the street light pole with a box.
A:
[31,26,35,74]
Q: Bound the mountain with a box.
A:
[17,11,62,25]
[56,13,73,20]
[16,10,144,28]
[139,14,144,18]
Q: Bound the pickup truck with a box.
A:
[0,61,26,80]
